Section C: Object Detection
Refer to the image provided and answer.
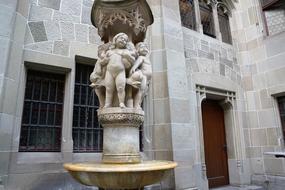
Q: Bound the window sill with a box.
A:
[264,151,285,158]
[17,152,63,164]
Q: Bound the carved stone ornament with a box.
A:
[98,107,144,126]
[91,0,153,43]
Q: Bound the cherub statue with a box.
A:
[127,42,152,109]
[104,33,136,108]
[90,43,111,108]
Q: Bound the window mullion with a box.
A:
[212,3,222,40]
[194,0,203,33]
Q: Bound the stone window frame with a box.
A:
[179,0,234,44]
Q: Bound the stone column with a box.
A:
[98,108,144,164]
[212,2,222,40]
[0,0,29,187]
[194,0,203,33]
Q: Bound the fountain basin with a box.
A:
[64,160,177,189]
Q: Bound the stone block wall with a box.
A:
[183,28,241,86]
[231,0,285,189]
[24,0,101,58]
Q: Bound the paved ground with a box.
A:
[211,185,264,190]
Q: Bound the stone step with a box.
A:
[211,185,264,190]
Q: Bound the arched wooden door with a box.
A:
[202,100,229,188]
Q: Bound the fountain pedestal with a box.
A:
[98,108,144,164]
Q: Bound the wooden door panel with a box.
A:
[202,100,229,188]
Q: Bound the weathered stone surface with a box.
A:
[44,21,61,41]
[0,39,10,75]
[25,41,53,53]
[61,0,82,16]
[89,26,100,44]
[0,5,15,38]
[98,108,144,163]
[53,41,70,56]
[220,63,225,76]
[198,50,214,59]
[29,5,52,21]
[60,22,75,40]
[83,0,93,7]
[28,21,48,42]
[53,10,80,23]
[81,5,92,25]
[75,24,88,42]
[16,0,29,18]
[38,0,61,10]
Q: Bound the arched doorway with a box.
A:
[202,99,229,188]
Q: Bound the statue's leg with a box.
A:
[134,76,147,109]
[126,85,133,108]
[95,88,105,108]
[116,72,126,108]
[104,71,115,108]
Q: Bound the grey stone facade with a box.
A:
[0,0,285,190]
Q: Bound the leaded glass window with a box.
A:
[180,0,196,30]
[19,70,65,152]
[72,63,103,152]
[218,6,232,44]
[261,0,285,36]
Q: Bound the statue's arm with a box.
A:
[123,51,136,63]
[130,57,143,74]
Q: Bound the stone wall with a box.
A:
[24,0,101,58]
[231,0,285,189]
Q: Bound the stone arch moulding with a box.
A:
[196,84,245,186]
[201,0,238,14]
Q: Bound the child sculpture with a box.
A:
[104,33,136,108]
[128,42,152,109]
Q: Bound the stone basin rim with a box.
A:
[64,160,177,173]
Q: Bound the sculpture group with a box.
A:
[90,32,152,109]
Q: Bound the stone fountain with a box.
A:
[64,0,177,189]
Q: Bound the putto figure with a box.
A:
[103,33,135,108]
[90,32,152,109]
[128,42,152,109]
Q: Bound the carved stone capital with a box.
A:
[91,0,153,43]
[98,108,144,126]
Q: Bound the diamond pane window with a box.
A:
[180,0,196,30]
[261,0,285,36]
[72,63,103,153]
[19,70,65,152]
